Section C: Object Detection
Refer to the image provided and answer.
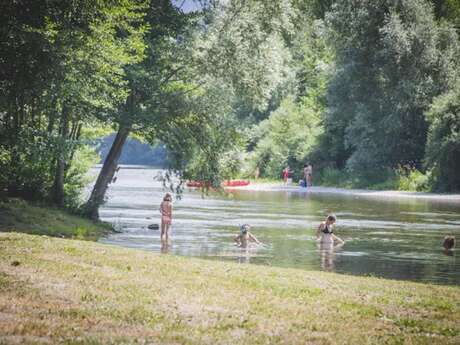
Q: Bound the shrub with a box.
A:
[394,166,431,192]
[318,167,343,187]
[64,145,99,211]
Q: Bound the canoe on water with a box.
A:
[186,180,250,188]
[222,180,250,187]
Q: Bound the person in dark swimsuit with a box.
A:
[316,214,344,245]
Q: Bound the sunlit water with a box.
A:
[95,166,460,285]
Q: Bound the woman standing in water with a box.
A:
[317,215,344,271]
[316,214,344,245]
[160,193,173,242]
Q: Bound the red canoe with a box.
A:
[185,181,210,188]
[186,180,250,188]
[222,180,250,187]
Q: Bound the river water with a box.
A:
[96,166,460,285]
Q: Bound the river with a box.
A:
[95,166,460,285]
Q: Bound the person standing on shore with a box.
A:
[306,163,313,187]
[283,166,290,185]
[159,193,173,242]
[254,166,260,180]
[303,164,309,188]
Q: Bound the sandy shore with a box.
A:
[225,182,460,203]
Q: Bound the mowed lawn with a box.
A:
[0,233,459,345]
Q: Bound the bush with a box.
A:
[251,97,323,180]
[317,167,344,187]
[0,128,59,200]
[64,145,100,211]
[219,150,243,181]
[395,166,431,192]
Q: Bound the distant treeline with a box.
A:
[95,135,167,167]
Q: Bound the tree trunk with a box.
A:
[65,123,82,178]
[83,123,130,220]
[52,105,69,207]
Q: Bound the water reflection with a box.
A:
[318,242,344,271]
[237,248,253,264]
[95,166,460,285]
[161,239,171,254]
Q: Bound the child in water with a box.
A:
[234,224,261,248]
[159,193,173,241]
[316,214,345,245]
[443,236,456,251]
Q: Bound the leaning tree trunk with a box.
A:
[52,105,69,207]
[83,124,131,220]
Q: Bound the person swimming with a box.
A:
[316,214,345,245]
[234,224,261,248]
[443,236,456,251]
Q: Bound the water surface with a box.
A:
[96,166,460,285]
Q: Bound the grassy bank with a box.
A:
[0,199,112,240]
[1,233,459,344]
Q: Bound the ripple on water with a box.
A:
[336,251,369,257]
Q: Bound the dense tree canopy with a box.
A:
[1,0,459,217]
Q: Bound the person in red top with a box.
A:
[159,193,173,241]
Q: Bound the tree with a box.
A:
[323,0,458,181]
[0,0,145,206]
[248,13,332,179]
[83,0,193,219]
[425,81,460,191]
[84,0,297,219]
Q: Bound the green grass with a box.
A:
[0,198,112,240]
[1,233,459,344]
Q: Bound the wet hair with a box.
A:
[326,214,336,222]
[163,193,172,202]
[240,224,251,234]
[443,236,456,250]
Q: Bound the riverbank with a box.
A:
[0,199,112,240]
[227,182,460,203]
[1,233,459,344]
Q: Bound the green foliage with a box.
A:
[3,0,460,201]
[64,146,99,210]
[219,150,244,181]
[157,81,245,188]
[248,15,331,181]
[317,167,345,187]
[191,0,296,111]
[395,166,431,192]
[316,165,432,191]
[425,81,460,191]
[322,0,459,179]
[0,198,110,239]
[251,97,322,179]
[315,165,433,191]
[0,128,61,200]
[0,0,146,206]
